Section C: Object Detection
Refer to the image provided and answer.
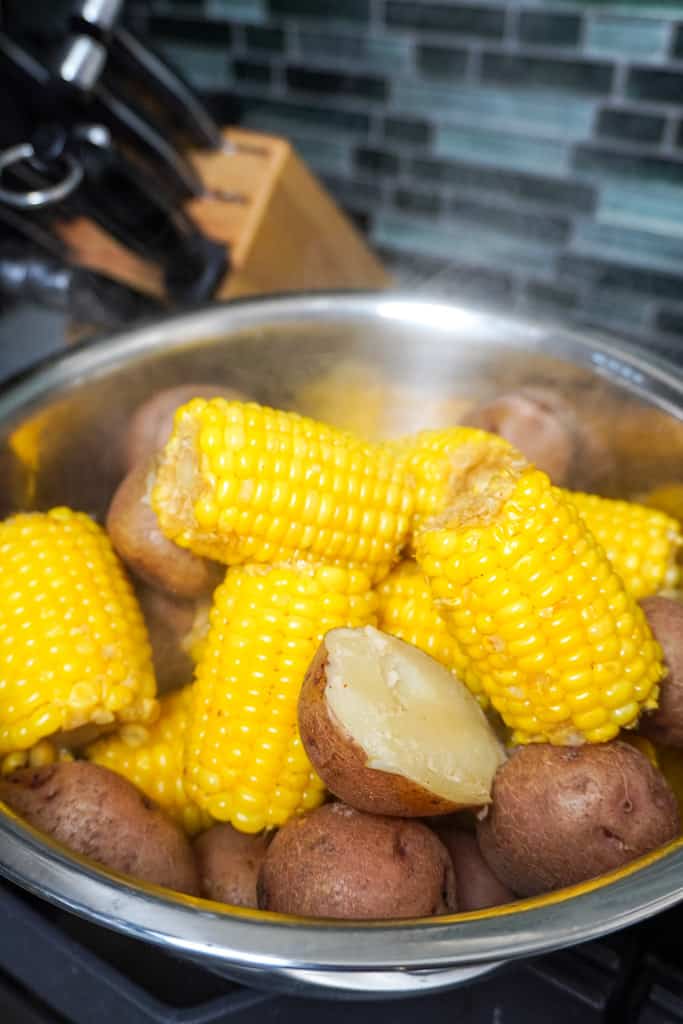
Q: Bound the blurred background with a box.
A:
[124,0,683,359]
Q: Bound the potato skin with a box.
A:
[461,387,614,491]
[477,742,680,898]
[106,461,223,599]
[0,762,199,895]
[298,645,461,817]
[194,824,270,908]
[135,583,198,694]
[257,803,457,919]
[435,825,513,912]
[638,597,683,749]
[124,385,246,471]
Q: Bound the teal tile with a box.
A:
[206,0,266,21]
[586,14,670,58]
[393,81,595,140]
[156,41,229,86]
[598,181,683,239]
[435,124,569,176]
[579,289,653,331]
[541,1,683,16]
[373,211,556,274]
[573,219,683,273]
[298,29,412,71]
[286,132,351,176]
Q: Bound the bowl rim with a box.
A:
[1,290,682,976]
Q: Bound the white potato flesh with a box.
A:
[324,625,506,805]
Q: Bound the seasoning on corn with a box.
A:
[375,560,487,704]
[567,493,681,599]
[0,508,158,757]
[185,562,378,833]
[87,686,211,835]
[414,440,663,745]
[152,399,414,583]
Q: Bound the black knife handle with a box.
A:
[108,26,222,150]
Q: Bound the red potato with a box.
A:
[134,583,209,694]
[0,762,199,895]
[298,626,505,817]
[435,825,513,912]
[124,385,247,471]
[257,803,457,920]
[106,461,223,599]
[477,743,680,898]
[461,387,615,490]
[638,597,683,749]
[194,824,270,908]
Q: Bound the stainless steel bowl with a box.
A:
[1,293,683,998]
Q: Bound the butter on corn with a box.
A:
[0,508,157,756]
[185,562,378,833]
[87,686,211,836]
[414,441,663,745]
[152,399,414,582]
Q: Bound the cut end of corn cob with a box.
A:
[0,508,158,756]
[568,492,681,600]
[87,686,212,836]
[392,427,515,533]
[185,561,378,833]
[415,445,663,745]
[152,399,414,582]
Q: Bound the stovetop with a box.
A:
[1,301,683,1023]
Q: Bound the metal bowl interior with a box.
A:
[1,293,683,996]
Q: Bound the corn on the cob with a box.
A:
[414,441,663,745]
[567,492,681,599]
[375,560,489,702]
[0,508,157,756]
[87,686,211,835]
[396,428,681,599]
[152,399,414,582]
[185,562,377,832]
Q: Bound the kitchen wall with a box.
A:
[135,1,683,355]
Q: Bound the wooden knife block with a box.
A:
[58,128,389,301]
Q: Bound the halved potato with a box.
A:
[298,626,505,817]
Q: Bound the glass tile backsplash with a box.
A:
[139,0,683,353]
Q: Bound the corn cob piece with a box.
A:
[396,428,681,599]
[185,562,378,832]
[391,426,513,531]
[87,686,211,836]
[152,399,414,583]
[414,441,663,745]
[0,508,158,757]
[375,560,488,702]
[567,493,681,599]
[1,739,73,777]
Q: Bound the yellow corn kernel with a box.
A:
[568,492,681,599]
[185,562,377,833]
[0,508,158,756]
[87,686,211,835]
[152,399,414,582]
[375,560,487,703]
[414,442,663,745]
[2,741,73,776]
